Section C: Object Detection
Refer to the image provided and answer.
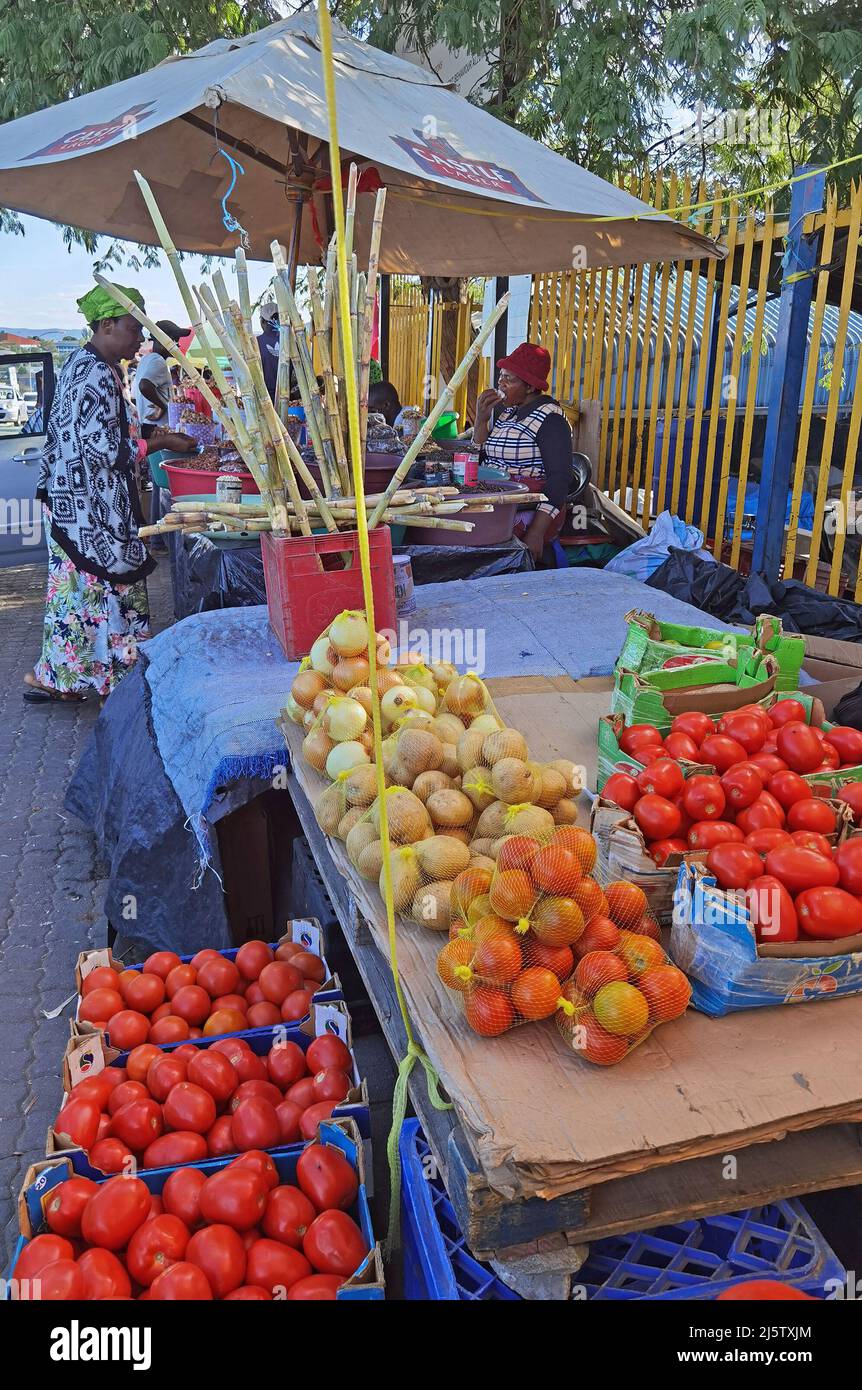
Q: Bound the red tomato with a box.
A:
[682,775,726,822]
[186,1223,247,1298]
[311,1068,351,1104]
[296,1143,359,1212]
[768,699,807,728]
[31,1259,84,1301]
[146,1053,188,1102]
[262,1185,317,1249]
[835,838,862,894]
[120,972,165,1015]
[699,734,748,773]
[170,985,211,1026]
[45,1176,98,1237]
[230,1079,283,1111]
[150,1016,191,1045]
[197,956,241,999]
[276,1100,304,1145]
[767,770,812,811]
[718,1279,814,1301]
[671,795,694,837]
[601,771,640,812]
[663,731,700,762]
[126,1213,190,1286]
[748,753,789,779]
[670,711,714,746]
[149,1003,172,1024]
[14,1233,74,1282]
[207,1115,237,1158]
[244,983,266,1006]
[764,844,840,894]
[81,1175,152,1250]
[107,1079,148,1115]
[718,714,766,754]
[69,1073,114,1109]
[303,1210,368,1277]
[142,1132,208,1169]
[212,994,248,1015]
[88,1138,134,1174]
[775,722,823,773]
[81,966,120,996]
[143,951,182,979]
[796,886,862,940]
[280,991,311,1023]
[300,1102,337,1140]
[635,758,684,799]
[744,828,792,855]
[107,1010,150,1051]
[817,742,841,771]
[224,1285,272,1300]
[838,782,862,821]
[109,1098,163,1152]
[199,1167,268,1230]
[231,1098,281,1152]
[720,765,763,811]
[705,844,764,890]
[825,725,862,765]
[735,797,785,835]
[149,1261,213,1300]
[235,940,274,981]
[163,1082,216,1135]
[288,1274,344,1300]
[186,1049,238,1104]
[688,821,744,850]
[247,1003,283,1028]
[245,1237,312,1294]
[231,1151,280,1191]
[161,1166,207,1227]
[191,949,220,970]
[746,875,799,943]
[306,1035,352,1074]
[618,724,664,756]
[54,1097,101,1151]
[79,988,124,1025]
[648,837,688,866]
[790,830,834,858]
[633,793,681,840]
[258,961,303,1005]
[77,1247,132,1299]
[165,964,197,998]
[266,1041,307,1091]
[786,799,837,835]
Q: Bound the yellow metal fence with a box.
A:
[388,280,489,427]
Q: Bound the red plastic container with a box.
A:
[163,462,260,496]
[261,527,397,659]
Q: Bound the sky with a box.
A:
[0,213,276,332]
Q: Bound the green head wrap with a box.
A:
[77,284,144,326]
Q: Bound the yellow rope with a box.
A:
[317,0,452,1261]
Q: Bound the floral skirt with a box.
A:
[35,522,150,697]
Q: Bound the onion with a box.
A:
[411,685,437,715]
[381,686,418,725]
[350,685,374,715]
[469,714,501,736]
[325,741,370,779]
[375,669,405,696]
[285,694,306,725]
[324,697,367,743]
[303,709,316,731]
[310,636,335,676]
[303,726,335,772]
[312,690,334,716]
[291,669,327,710]
[329,610,370,657]
[376,634,392,664]
[332,655,371,692]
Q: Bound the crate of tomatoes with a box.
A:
[48,999,370,1178]
[9,1118,383,1301]
[72,922,342,1049]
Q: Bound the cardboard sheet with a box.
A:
[283,691,862,1205]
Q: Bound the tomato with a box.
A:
[79,988,124,1025]
[764,844,840,894]
[720,765,763,811]
[197,956,241,999]
[88,1138,134,1174]
[186,1223,247,1298]
[275,1100,304,1145]
[291,952,327,983]
[200,1166,268,1231]
[718,1280,814,1301]
[203,1007,248,1036]
[767,770,812,811]
[235,940,274,981]
[735,797,785,835]
[191,948,220,970]
[261,1185,317,1248]
[257,961,302,1006]
[81,1175,152,1250]
[699,734,748,773]
[838,782,862,821]
[161,1166,206,1228]
[817,742,841,772]
[578,1013,629,1065]
[68,1073,114,1109]
[29,1258,84,1301]
[637,965,690,1021]
[786,799,837,835]
[167,985,210,1028]
[126,1213,190,1286]
[150,1004,173,1024]
[44,1175,98,1238]
[618,724,664,756]
[789,830,833,858]
[142,1132,208,1169]
[184,1049,237,1104]
[108,1009,151,1050]
[143,951,182,980]
[633,793,681,840]
[146,1053,188,1102]
[245,1237,312,1294]
[231,1098,281,1152]
[746,875,799,943]
[796,886,862,940]
[211,994,248,1016]
[106,1080,147,1115]
[824,725,862,765]
[744,828,792,855]
[574,951,628,996]
[161,1082,215,1135]
[81,966,121,996]
[775,722,823,774]
[748,753,788,779]
[231,1151,279,1191]
[247,1003,283,1028]
[119,972,164,1015]
[149,1261,213,1300]
[682,775,726,822]
[109,1098,163,1153]
[229,1079,283,1111]
[303,1210,368,1277]
[309,1068,350,1106]
[165,964,197,998]
[688,821,744,850]
[288,1274,344,1300]
[768,699,807,728]
[636,758,684,799]
[718,714,766,754]
[224,1285,272,1299]
[528,845,583,897]
[835,838,862,894]
[265,1041,307,1091]
[705,843,763,890]
[603,772,642,811]
[207,1115,237,1157]
[298,1102,335,1140]
[465,987,514,1036]
[663,731,700,762]
[670,711,714,746]
[54,1097,102,1151]
[648,837,688,866]
[150,1016,191,1045]
[77,1247,132,1299]
[15,1233,75,1281]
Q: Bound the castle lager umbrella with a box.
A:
[0,14,721,275]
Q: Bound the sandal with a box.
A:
[23,673,86,704]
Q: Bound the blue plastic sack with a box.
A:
[604,512,714,583]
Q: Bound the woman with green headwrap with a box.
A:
[24,285,194,703]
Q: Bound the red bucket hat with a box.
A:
[496,342,551,392]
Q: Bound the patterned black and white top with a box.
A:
[480,395,572,517]
[37,345,154,584]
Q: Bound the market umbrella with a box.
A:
[0,15,720,276]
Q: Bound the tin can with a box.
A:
[393,553,416,615]
[452,452,479,488]
[216,474,243,505]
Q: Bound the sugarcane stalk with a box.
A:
[235,248,253,326]
[271,259,345,496]
[307,271,348,484]
[367,291,511,526]
[343,163,358,262]
[359,187,386,463]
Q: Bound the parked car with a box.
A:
[0,386,28,426]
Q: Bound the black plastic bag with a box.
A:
[646,550,756,623]
[833,682,862,730]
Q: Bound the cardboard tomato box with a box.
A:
[49,999,372,1178]
[72,919,342,1046]
[617,610,805,693]
[611,653,780,728]
[671,857,862,1016]
[10,1118,384,1300]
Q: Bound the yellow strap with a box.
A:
[317,0,452,1257]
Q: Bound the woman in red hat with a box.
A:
[473,342,572,562]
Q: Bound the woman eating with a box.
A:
[472,342,573,562]
[23,284,193,704]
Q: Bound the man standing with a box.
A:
[256,300,281,402]
[133,320,190,436]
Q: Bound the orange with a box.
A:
[437,938,474,992]
[489,869,537,922]
[638,965,691,1022]
[574,950,629,997]
[593,981,649,1037]
[579,1013,629,1066]
[465,987,515,1036]
[530,845,583,896]
[571,878,609,924]
[472,930,523,986]
[497,835,540,873]
[573,915,621,959]
[452,868,492,917]
[511,967,563,1020]
[605,881,649,930]
[530,896,585,946]
[553,827,598,873]
[617,933,666,978]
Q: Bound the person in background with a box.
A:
[472,342,573,563]
[23,285,193,704]
[133,320,190,437]
[183,366,218,419]
[368,379,404,427]
[257,300,281,402]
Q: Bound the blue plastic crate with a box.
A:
[399,1120,845,1301]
